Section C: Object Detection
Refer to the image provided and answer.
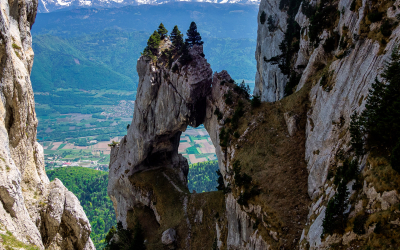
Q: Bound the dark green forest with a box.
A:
[188,160,219,193]
[47,167,115,249]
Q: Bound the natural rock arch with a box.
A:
[107,43,264,248]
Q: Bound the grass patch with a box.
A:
[365,153,400,193]
[231,81,312,248]
[1,231,40,250]
[12,43,21,50]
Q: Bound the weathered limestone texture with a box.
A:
[108,44,213,225]
[109,41,271,248]
[0,0,93,248]
[254,0,288,102]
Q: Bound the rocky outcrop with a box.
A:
[109,0,400,248]
[254,0,288,102]
[108,43,213,225]
[109,41,275,248]
[255,0,400,248]
[0,0,93,249]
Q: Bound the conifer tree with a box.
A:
[216,170,225,191]
[146,30,161,55]
[157,23,168,39]
[321,180,349,237]
[170,25,184,51]
[179,42,192,65]
[349,46,400,173]
[185,21,203,47]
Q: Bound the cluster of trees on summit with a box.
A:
[142,21,204,65]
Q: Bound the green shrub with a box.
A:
[380,20,392,37]
[267,15,278,32]
[391,141,400,173]
[214,107,223,120]
[216,169,225,190]
[374,221,383,234]
[105,221,145,250]
[237,186,260,206]
[260,11,267,24]
[308,2,337,44]
[224,91,233,105]
[353,214,368,235]
[231,101,244,130]
[233,160,252,187]
[172,64,179,73]
[301,1,316,18]
[285,72,301,96]
[233,131,240,138]
[253,219,260,229]
[179,43,192,65]
[367,11,383,23]
[333,159,359,186]
[323,36,336,53]
[251,95,261,108]
[350,0,356,11]
[220,80,226,85]
[219,127,230,147]
[233,81,250,99]
[12,43,21,50]
[339,36,348,50]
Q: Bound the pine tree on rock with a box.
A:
[170,25,184,51]
[179,42,192,65]
[146,30,161,56]
[185,21,203,47]
[157,23,168,39]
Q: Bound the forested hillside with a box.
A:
[188,161,219,193]
[47,167,115,249]
[46,161,220,248]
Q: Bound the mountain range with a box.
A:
[38,0,259,13]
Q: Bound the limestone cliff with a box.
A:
[109,38,310,249]
[254,0,288,102]
[255,0,400,248]
[0,0,93,249]
[109,0,400,249]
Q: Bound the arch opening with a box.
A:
[178,125,219,193]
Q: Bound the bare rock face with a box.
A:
[0,0,93,248]
[283,112,299,136]
[161,228,176,245]
[108,44,213,226]
[254,0,288,102]
[40,179,95,250]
